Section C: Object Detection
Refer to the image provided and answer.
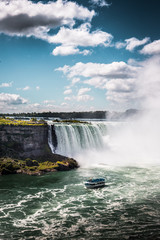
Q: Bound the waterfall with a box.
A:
[48,124,55,153]
[53,123,108,157]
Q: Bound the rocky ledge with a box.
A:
[0,118,79,176]
[0,155,79,176]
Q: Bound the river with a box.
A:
[0,120,160,239]
[0,166,160,239]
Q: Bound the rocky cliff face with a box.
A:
[0,125,51,159]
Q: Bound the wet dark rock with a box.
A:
[25,159,39,167]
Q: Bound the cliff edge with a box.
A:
[0,119,79,175]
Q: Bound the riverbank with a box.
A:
[0,156,79,176]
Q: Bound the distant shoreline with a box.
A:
[0,109,139,120]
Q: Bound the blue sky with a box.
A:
[0,0,160,113]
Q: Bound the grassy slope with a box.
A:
[0,117,46,126]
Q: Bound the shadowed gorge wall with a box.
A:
[0,125,51,159]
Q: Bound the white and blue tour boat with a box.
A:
[84,178,105,189]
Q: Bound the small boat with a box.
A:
[84,178,105,189]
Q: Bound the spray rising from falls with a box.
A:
[47,57,160,167]
[48,119,160,167]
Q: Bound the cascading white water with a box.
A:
[48,124,55,153]
[48,121,142,167]
[49,120,160,167]
[53,123,108,157]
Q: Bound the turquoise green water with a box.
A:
[0,166,160,239]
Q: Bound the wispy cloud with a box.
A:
[71,78,80,86]
[0,82,13,87]
[90,0,111,7]
[43,100,55,104]
[23,86,30,91]
[125,37,150,51]
[74,94,94,102]
[64,96,71,101]
[17,86,30,91]
[64,87,93,102]
[64,89,72,95]
[115,37,150,52]
[78,87,91,95]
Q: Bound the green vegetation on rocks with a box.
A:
[0,157,79,176]
[53,119,90,124]
[0,117,47,126]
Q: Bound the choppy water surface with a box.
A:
[0,166,160,240]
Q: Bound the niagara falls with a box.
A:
[0,0,160,239]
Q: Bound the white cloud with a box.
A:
[90,0,111,7]
[53,45,80,56]
[43,100,55,104]
[23,86,30,91]
[50,23,112,47]
[32,103,40,107]
[74,94,94,102]
[104,78,136,103]
[17,86,30,91]
[57,60,140,105]
[115,37,150,52]
[0,81,13,87]
[52,45,91,56]
[140,39,160,55]
[78,87,91,95]
[84,77,107,88]
[64,87,93,102]
[57,61,138,79]
[105,78,135,92]
[0,0,95,40]
[0,92,27,105]
[51,23,113,56]
[64,97,71,101]
[125,37,150,51]
[36,86,40,90]
[115,41,126,49]
[71,78,80,85]
[64,89,72,95]
[61,102,67,106]
[0,0,115,56]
